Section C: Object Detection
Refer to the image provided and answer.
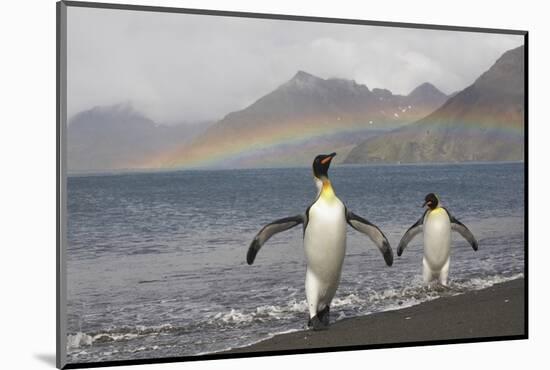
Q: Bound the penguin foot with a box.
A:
[317,306,330,326]
[307,316,329,331]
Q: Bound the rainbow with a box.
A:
[139,109,524,169]
[142,118,375,169]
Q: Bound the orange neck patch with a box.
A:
[321,179,335,200]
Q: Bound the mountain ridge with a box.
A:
[150,72,448,169]
[67,103,212,172]
[68,72,453,171]
[344,45,525,164]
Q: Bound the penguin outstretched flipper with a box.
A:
[247,152,394,328]
[397,210,427,256]
[345,209,393,266]
[247,215,305,265]
[444,208,478,251]
[398,193,478,286]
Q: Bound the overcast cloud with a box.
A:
[67,7,523,123]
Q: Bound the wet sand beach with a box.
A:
[225,278,525,354]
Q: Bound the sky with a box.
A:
[67,6,524,124]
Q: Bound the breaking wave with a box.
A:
[67,324,175,350]
[67,272,523,353]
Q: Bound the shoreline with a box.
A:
[67,160,523,177]
[223,278,525,354]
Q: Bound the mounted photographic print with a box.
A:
[56,1,528,368]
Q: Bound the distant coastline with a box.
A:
[67,160,525,178]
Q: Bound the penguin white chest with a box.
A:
[304,197,347,280]
[423,209,451,269]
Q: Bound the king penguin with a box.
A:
[246,152,393,330]
[397,193,478,286]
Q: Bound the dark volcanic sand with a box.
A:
[224,279,525,353]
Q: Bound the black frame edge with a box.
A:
[62,0,527,35]
[523,32,529,339]
[56,2,61,367]
[62,334,528,369]
[57,1,529,369]
[57,1,68,369]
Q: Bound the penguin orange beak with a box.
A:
[422,200,431,208]
[321,152,337,165]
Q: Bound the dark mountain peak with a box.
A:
[372,88,393,98]
[344,44,525,165]
[500,44,524,60]
[406,82,447,108]
[290,70,321,82]
[90,101,136,115]
[473,44,524,94]
[285,71,373,94]
[408,82,445,98]
[280,70,326,92]
[327,77,369,91]
[71,102,146,123]
[69,102,155,131]
[67,103,211,172]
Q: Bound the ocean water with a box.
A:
[66,162,525,363]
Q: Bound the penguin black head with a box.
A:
[312,152,336,179]
[422,193,439,209]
